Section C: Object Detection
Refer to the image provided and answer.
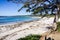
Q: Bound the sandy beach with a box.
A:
[0,17,60,40]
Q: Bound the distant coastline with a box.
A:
[0,15,39,24]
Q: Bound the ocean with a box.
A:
[0,16,38,24]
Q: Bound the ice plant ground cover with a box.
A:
[57,22,60,32]
[18,34,41,40]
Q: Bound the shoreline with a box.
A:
[0,17,60,40]
[0,17,40,26]
[0,17,40,33]
[0,17,55,34]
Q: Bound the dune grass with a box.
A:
[57,22,60,32]
[18,34,41,40]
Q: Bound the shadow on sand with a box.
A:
[45,36,54,40]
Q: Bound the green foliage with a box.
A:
[32,7,44,14]
[18,34,41,40]
[57,22,60,32]
[8,0,60,16]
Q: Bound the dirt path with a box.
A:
[47,32,60,40]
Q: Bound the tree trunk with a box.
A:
[53,5,60,31]
[53,13,58,31]
[40,5,60,40]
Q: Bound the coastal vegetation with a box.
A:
[18,34,41,40]
[57,22,60,32]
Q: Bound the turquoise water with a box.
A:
[0,16,38,24]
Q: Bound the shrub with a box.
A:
[18,34,41,40]
[57,22,60,32]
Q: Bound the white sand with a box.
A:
[0,17,58,40]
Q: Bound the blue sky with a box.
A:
[0,0,31,16]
